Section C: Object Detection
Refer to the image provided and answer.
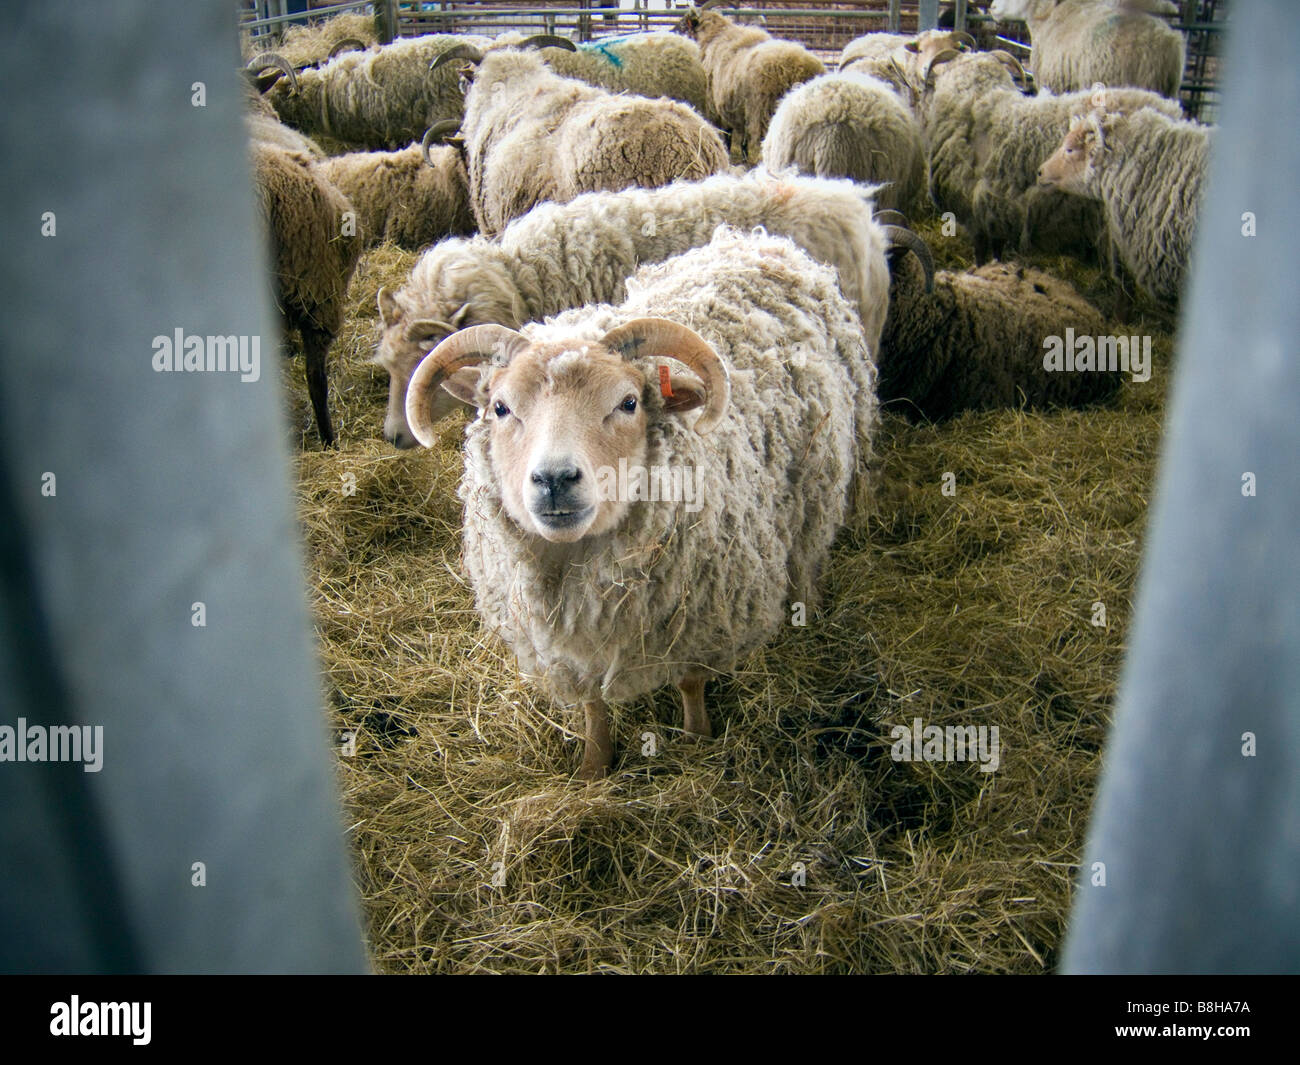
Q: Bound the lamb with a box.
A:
[402,228,878,778]
[921,49,1183,263]
[678,4,826,162]
[986,0,1186,99]
[373,171,896,449]
[315,130,474,251]
[248,140,362,445]
[878,230,1122,420]
[255,33,497,150]
[429,45,728,237]
[1037,106,1211,305]
[760,69,926,213]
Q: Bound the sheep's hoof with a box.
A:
[576,758,611,782]
[682,725,713,742]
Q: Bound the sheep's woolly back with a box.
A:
[692,12,826,160]
[542,34,712,120]
[880,254,1117,420]
[458,228,875,706]
[460,50,727,235]
[1078,109,1211,303]
[246,11,378,68]
[761,71,924,213]
[391,171,891,392]
[922,54,1182,259]
[266,34,494,149]
[1025,0,1186,98]
[317,143,473,250]
[250,143,361,340]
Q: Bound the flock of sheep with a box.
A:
[242,1,1209,778]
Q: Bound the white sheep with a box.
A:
[432,45,728,237]
[838,28,977,101]
[537,33,713,121]
[921,49,1183,263]
[678,5,826,162]
[373,171,897,449]
[761,69,926,213]
[316,130,474,251]
[987,0,1186,99]
[402,228,877,778]
[1037,106,1211,304]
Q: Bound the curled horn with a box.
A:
[924,48,963,87]
[405,325,527,447]
[699,0,730,11]
[990,49,1029,88]
[245,53,299,95]
[600,318,730,434]
[872,209,912,229]
[421,120,462,166]
[880,226,935,294]
[953,30,977,50]
[430,43,485,73]
[520,34,577,52]
[328,37,367,58]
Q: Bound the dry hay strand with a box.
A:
[288,231,1172,973]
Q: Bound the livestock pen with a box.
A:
[233,0,1234,974]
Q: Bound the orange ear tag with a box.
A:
[658,365,674,398]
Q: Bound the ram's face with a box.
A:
[987,0,1054,21]
[479,345,653,543]
[1038,117,1099,194]
[374,286,467,449]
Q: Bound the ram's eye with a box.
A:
[619,395,638,414]
[493,401,510,418]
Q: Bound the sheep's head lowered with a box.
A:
[404,319,729,542]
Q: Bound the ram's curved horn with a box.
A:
[600,318,730,434]
[990,49,1029,88]
[872,209,912,229]
[699,0,731,11]
[881,225,935,294]
[430,44,485,73]
[405,325,527,447]
[520,34,577,52]
[953,30,977,50]
[421,121,462,166]
[328,37,367,58]
[924,48,963,87]
[245,53,299,94]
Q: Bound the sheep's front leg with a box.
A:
[679,672,712,740]
[578,699,613,781]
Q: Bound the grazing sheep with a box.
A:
[921,49,1182,263]
[257,33,495,150]
[539,33,713,120]
[987,0,1186,99]
[1037,107,1211,304]
[402,228,878,778]
[374,171,894,449]
[249,141,362,445]
[432,45,728,237]
[879,231,1121,420]
[316,132,474,251]
[761,69,925,213]
[244,11,377,69]
[678,5,826,162]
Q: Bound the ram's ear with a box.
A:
[377,286,401,327]
[441,365,485,406]
[660,371,708,416]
